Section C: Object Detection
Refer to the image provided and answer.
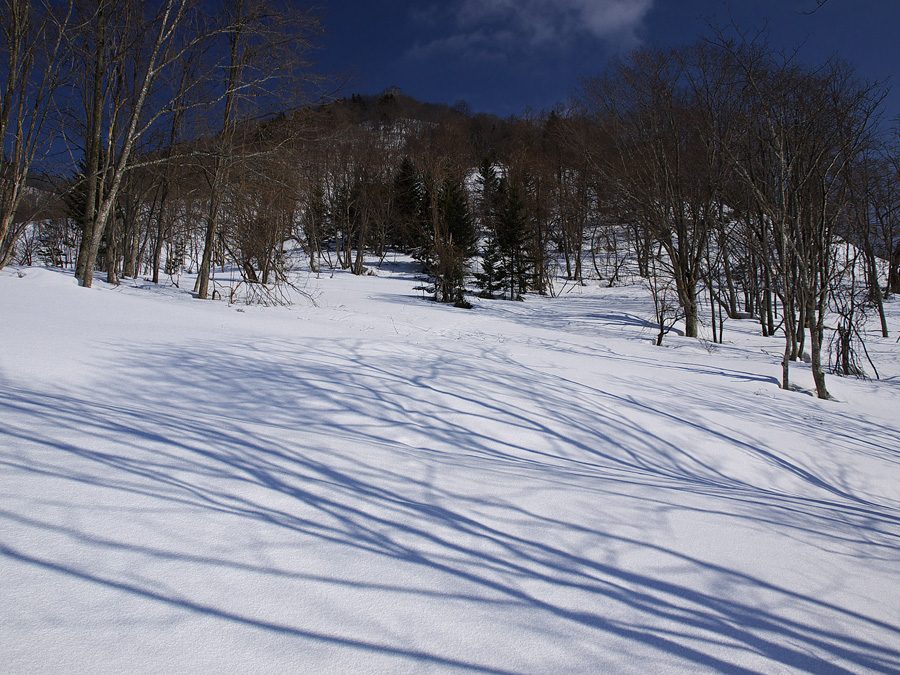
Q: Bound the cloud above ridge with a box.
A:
[409,0,653,61]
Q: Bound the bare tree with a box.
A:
[0,0,71,269]
[882,138,900,296]
[577,44,731,338]
[71,0,213,288]
[844,151,890,338]
[712,32,884,398]
[194,0,322,300]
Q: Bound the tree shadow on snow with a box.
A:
[1,336,900,674]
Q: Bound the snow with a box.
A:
[2,260,899,674]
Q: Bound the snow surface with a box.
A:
[2,260,899,674]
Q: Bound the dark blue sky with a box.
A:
[315,0,899,121]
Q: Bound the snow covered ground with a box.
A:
[2,260,899,674]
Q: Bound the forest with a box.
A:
[2,0,900,402]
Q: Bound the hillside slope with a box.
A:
[2,261,899,674]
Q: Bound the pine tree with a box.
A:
[390,157,425,252]
[473,159,506,299]
[412,173,438,297]
[65,155,110,274]
[495,179,532,301]
[165,238,186,276]
[474,232,507,299]
[475,158,501,232]
[37,218,78,269]
[440,176,476,260]
[438,175,476,306]
[414,173,475,307]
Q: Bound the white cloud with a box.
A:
[444,0,653,52]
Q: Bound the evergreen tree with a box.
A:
[165,237,186,276]
[412,173,438,296]
[440,176,477,260]
[495,179,532,301]
[473,159,508,299]
[439,175,476,306]
[474,232,507,299]
[475,158,501,234]
[65,155,113,274]
[63,158,93,244]
[414,173,475,307]
[301,184,328,273]
[37,218,78,269]
[390,157,425,252]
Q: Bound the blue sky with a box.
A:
[315,0,900,121]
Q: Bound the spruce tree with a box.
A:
[412,173,438,297]
[495,179,532,301]
[472,159,507,300]
[414,173,475,306]
[438,175,476,306]
[65,155,112,275]
[474,232,507,299]
[440,176,477,261]
[390,157,424,252]
[475,158,501,231]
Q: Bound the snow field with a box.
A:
[2,262,899,674]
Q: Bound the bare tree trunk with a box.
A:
[151,184,170,283]
[197,0,244,299]
[683,275,699,338]
[75,0,108,282]
[105,215,119,285]
[867,249,889,338]
[122,192,142,278]
[782,332,792,391]
[808,294,830,400]
[197,158,229,298]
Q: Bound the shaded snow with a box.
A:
[2,262,899,674]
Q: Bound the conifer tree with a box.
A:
[475,158,501,231]
[473,159,506,299]
[495,179,532,301]
[65,155,115,276]
[439,175,476,306]
[440,176,477,261]
[414,173,475,306]
[474,232,507,299]
[390,157,425,252]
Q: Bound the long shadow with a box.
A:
[2,335,900,673]
[0,543,523,675]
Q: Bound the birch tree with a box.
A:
[74,0,203,288]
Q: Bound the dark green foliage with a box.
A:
[411,172,437,293]
[65,155,112,272]
[63,157,94,236]
[494,179,533,301]
[475,159,501,231]
[474,232,507,299]
[472,159,509,299]
[390,157,425,252]
[165,238,186,275]
[440,176,477,260]
[414,172,476,306]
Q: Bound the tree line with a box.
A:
[1,0,322,295]
[3,4,899,399]
[575,33,896,399]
